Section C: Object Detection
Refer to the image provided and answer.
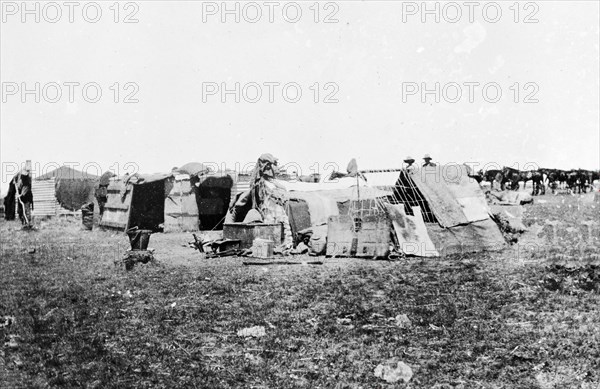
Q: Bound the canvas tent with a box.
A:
[364,165,506,256]
[285,186,391,235]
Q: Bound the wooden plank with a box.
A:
[99,179,132,231]
[326,215,355,257]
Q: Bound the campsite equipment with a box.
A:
[190,233,205,252]
[126,228,152,250]
[251,238,274,258]
[223,222,283,249]
[207,239,241,255]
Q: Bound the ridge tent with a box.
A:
[363,165,506,256]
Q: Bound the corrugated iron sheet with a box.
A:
[32,179,58,217]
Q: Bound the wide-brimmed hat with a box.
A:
[423,154,432,160]
[404,156,415,163]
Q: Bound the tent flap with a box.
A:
[386,204,439,257]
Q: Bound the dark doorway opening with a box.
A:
[129,181,165,232]
[195,176,233,230]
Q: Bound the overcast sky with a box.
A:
[1,1,599,193]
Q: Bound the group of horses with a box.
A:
[470,167,600,196]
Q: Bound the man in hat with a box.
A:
[422,154,437,167]
[404,156,416,171]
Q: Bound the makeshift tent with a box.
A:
[100,173,175,232]
[364,165,506,256]
[100,170,235,232]
[286,186,391,235]
[6,166,102,219]
[286,186,394,258]
[36,166,99,212]
[174,163,235,230]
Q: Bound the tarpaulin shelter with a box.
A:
[286,186,391,235]
[174,163,235,231]
[286,185,394,258]
[99,168,235,233]
[364,165,506,256]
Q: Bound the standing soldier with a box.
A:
[15,168,34,229]
[95,171,115,217]
[403,156,416,171]
[422,154,437,167]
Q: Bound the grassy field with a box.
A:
[1,193,599,388]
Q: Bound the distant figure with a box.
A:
[403,156,416,171]
[422,154,437,167]
[15,169,34,228]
